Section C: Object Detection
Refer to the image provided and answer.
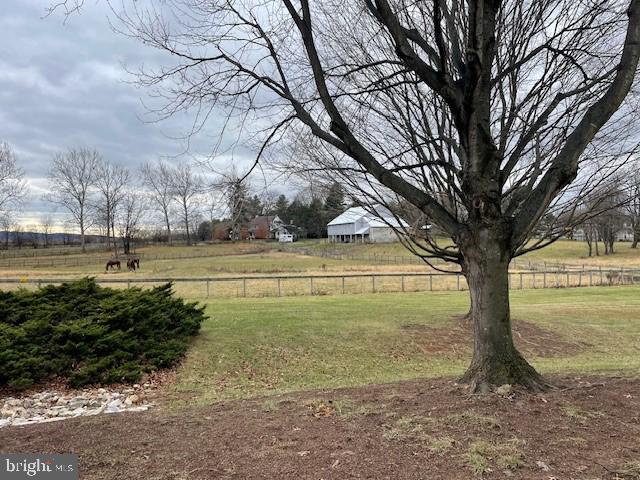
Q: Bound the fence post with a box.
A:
[429,274,433,291]
[310,277,313,295]
[519,273,523,290]
[243,278,247,297]
[372,275,376,293]
[543,272,546,288]
[342,276,345,294]
[277,278,281,297]
[206,280,210,298]
[456,274,460,291]
[401,275,405,292]
[532,272,536,289]
[589,271,593,287]
[566,272,569,288]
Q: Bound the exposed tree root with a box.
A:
[460,349,553,394]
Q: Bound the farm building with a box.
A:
[327,206,408,243]
[248,215,283,240]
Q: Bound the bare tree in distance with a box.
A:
[213,170,252,241]
[56,0,640,392]
[117,191,146,255]
[171,163,203,245]
[0,142,27,218]
[39,215,54,249]
[0,214,15,249]
[46,148,100,252]
[624,172,640,248]
[95,160,130,255]
[141,161,176,245]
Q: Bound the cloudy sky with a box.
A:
[2,0,261,228]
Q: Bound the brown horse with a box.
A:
[127,257,140,271]
[105,259,121,272]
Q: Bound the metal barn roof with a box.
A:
[327,206,408,228]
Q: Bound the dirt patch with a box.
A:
[1,375,639,479]
[401,318,588,358]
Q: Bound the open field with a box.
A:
[295,238,640,268]
[4,237,640,280]
[169,286,640,405]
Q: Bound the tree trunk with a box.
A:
[460,231,549,393]
[183,205,191,246]
[80,219,86,253]
[164,209,172,246]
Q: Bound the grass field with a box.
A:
[169,286,640,405]
[2,237,640,278]
[296,237,640,267]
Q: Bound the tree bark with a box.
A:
[163,208,172,246]
[460,229,549,393]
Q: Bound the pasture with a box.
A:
[295,237,640,268]
[170,287,640,405]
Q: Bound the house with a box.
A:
[274,223,304,242]
[327,206,408,243]
[572,221,634,242]
[248,215,284,240]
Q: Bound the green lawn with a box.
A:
[170,286,640,405]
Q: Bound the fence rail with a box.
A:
[283,246,623,273]
[2,268,638,299]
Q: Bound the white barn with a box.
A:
[327,206,408,243]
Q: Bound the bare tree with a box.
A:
[39,215,54,249]
[214,171,252,242]
[46,148,100,252]
[117,191,146,255]
[171,163,203,245]
[625,172,640,247]
[141,161,175,245]
[12,224,24,250]
[0,142,27,217]
[94,0,640,392]
[0,215,13,249]
[95,160,130,255]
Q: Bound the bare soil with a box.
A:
[401,318,588,357]
[1,375,639,479]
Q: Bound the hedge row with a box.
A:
[0,278,205,389]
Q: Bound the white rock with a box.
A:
[68,399,86,409]
[39,417,65,423]
[0,418,11,428]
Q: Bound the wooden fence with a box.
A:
[1,268,638,299]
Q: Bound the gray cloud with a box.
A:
[1,0,262,226]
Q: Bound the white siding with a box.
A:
[369,227,398,243]
[327,223,357,236]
